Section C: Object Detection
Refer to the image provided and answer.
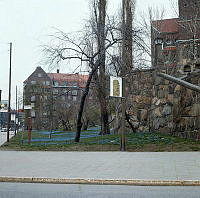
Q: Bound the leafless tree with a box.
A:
[42,2,122,141]
[178,4,200,63]
[136,7,166,68]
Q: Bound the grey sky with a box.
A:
[0,0,177,106]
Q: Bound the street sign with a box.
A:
[110,76,123,98]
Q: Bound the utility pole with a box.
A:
[15,86,18,135]
[0,90,2,105]
[7,42,12,142]
[121,82,126,151]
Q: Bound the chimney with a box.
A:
[57,69,59,73]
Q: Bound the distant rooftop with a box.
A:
[47,73,88,88]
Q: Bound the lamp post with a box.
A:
[110,76,126,151]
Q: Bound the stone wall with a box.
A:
[128,68,200,140]
[127,69,154,133]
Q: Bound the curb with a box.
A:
[0,177,200,186]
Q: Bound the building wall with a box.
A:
[152,0,200,77]
[23,67,89,130]
[128,68,200,140]
[126,69,154,132]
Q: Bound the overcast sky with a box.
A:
[0,0,177,106]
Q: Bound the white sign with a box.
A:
[11,114,15,121]
[24,105,32,110]
[110,76,123,98]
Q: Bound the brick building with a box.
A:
[152,0,200,75]
[122,0,200,140]
[23,66,89,130]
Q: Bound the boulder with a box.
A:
[153,107,162,117]
[162,105,172,116]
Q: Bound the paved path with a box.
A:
[0,151,200,181]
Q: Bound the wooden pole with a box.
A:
[28,116,32,144]
[15,86,17,135]
[121,97,126,151]
[7,42,12,142]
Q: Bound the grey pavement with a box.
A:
[1,183,200,198]
[0,151,200,181]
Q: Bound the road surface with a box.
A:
[0,183,200,198]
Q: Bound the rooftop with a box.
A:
[152,18,179,33]
[47,73,88,88]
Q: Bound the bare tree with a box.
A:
[136,7,166,68]
[178,3,200,67]
[43,13,121,142]
[91,0,111,135]
[42,0,141,141]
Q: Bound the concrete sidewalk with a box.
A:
[0,151,200,185]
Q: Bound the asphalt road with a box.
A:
[0,183,200,198]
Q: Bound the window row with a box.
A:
[53,89,78,95]
[31,81,51,86]
[30,95,78,102]
[53,80,78,87]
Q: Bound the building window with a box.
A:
[62,81,67,86]
[72,90,78,96]
[63,89,68,94]
[53,89,59,94]
[195,64,200,70]
[68,95,71,100]
[46,81,50,86]
[184,65,191,73]
[72,82,78,87]
[38,73,42,77]
[31,81,36,85]
[73,96,77,101]
[53,80,59,86]
[31,96,36,102]
[31,110,36,118]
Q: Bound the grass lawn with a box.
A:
[1,129,200,151]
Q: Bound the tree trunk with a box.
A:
[82,119,89,131]
[99,98,110,134]
[75,60,100,142]
[97,0,110,135]
[157,72,200,93]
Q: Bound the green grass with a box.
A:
[1,130,200,151]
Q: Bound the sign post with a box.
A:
[110,76,123,98]
[24,105,32,144]
[110,76,126,151]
